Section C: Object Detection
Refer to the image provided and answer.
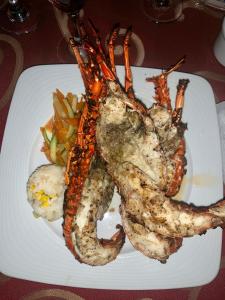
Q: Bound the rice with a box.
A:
[27,164,66,221]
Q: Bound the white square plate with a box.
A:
[0,65,223,290]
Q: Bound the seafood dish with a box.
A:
[27,164,66,221]
[26,22,225,267]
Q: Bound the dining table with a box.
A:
[1,0,225,299]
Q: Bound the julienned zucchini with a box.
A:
[50,134,57,163]
[41,128,52,145]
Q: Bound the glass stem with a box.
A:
[70,11,81,42]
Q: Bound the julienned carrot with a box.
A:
[40,89,83,166]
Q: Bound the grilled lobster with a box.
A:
[64,22,225,265]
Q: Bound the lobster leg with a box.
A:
[122,28,147,113]
[123,28,148,113]
[82,29,146,114]
[172,79,189,123]
[107,25,136,97]
[123,27,136,100]
[88,19,107,61]
[146,57,185,112]
[108,24,120,75]
[166,79,189,197]
[147,60,188,197]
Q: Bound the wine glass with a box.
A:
[0,0,38,35]
[142,0,183,23]
[48,0,85,40]
[48,0,85,62]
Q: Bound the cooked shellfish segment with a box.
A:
[70,154,125,266]
[63,26,125,266]
[120,203,183,262]
[116,165,225,238]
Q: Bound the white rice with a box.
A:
[27,164,66,221]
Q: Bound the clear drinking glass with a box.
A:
[48,0,85,62]
[143,0,183,23]
[48,0,85,40]
[0,0,38,35]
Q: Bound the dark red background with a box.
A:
[0,1,225,299]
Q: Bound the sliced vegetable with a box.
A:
[53,93,67,118]
[63,97,75,118]
[40,127,51,145]
[50,134,57,163]
[40,89,84,166]
[67,92,78,112]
